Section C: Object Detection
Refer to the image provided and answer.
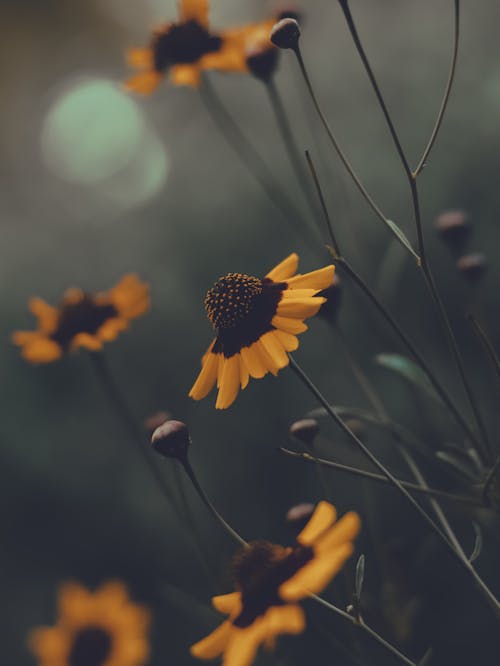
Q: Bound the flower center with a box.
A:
[205,273,263,330]
[153,20,222,70]
[68,626,112,666]
[231,540,313,628]
[51,297,117,348]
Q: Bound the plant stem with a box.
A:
[468,314,500,381]
[179,455,247,548]
[312,594,417,666]
[288,355,500,616]
[199,75,316,252]
[413,0,461,176]
[279,447,485,509]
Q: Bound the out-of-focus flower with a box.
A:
[125,0,254,92]
[456,253,488,282]
[12,275,149,363]
[191,502,360,666]
[29,581,150,666]
[189,253,335,409]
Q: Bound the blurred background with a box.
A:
[2,0,500,663]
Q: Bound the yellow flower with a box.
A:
[191,502,361,666]
[125,0,248,92]
[12,274,149,363]
[29,581,150,666]
[189,253,335,409]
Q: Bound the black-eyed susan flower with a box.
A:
[12,274,149,363]
[191,501,360,666]
[189,253,335,409]
[29,581,150,666]
[125,0,250,92]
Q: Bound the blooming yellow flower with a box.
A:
[12,274,149,363]
[29,581,150,666]
[191,502,361,666]
[189,253,335,409]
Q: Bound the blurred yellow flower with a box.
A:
[12,274,149,363]
[189,253,335,409]
[29,581,150,666]
[191,502,360,666]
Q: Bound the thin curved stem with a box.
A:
[413,0,460,176]
[312,595,417,666]
[279,447,485,510]
[288,356,500,617]
[468,314,500,382]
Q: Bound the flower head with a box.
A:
[29,581,150,666]
[189,254,335,409]
[12,274,149,363]
[191,501,360,666]
[125,0,251,92]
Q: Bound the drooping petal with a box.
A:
[14,335,62,363]
[124,71,162,95]
[189,342,219,400]
[28,298,59,333]
[97,317,128,342]
[240,343,268,379]
[239,354,250,389]
[259,331,289,369]
[212,592,242,615]
[315,512,361,554]
[297,502,337,546]
[254,339,280,376]
[171,64,202,87]
[216,355,241,409]
[71,332,103,352]
[273,329,299,352]
[276,297,325,319]
[222,622,266,666]
[285,265,335,291]
[190,620,233,660]
[126,48,154,69]
[179,0,209,27]
[265,254,299,282]
[279,543,354,601]
[265,604,306,639]
[271,315,308,335]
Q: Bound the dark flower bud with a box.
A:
[435,209,470,250]
[270,18,300,50]
[318,273,342,321]
[289,418,320,447]
[456,253,487,282]
[286,502,315,531]
[144,410,171,436]
[246,46,279,83]
[151,420,190,460]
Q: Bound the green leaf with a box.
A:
[385,219,421,264]
[375,353,443,405]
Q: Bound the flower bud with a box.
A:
[289,418,320,447]
[435,209,470,250]
[456,253,487,282]
[246,46,279,83]
[317,273,342,321]
[151,420,190,460]
[270,17,300,50]
[286,502,315,531]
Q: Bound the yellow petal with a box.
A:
[281,288,317,299]
[240,343,268,379]
[179,0,208,27]
[126,47,153,69]
[276,297,325,319]
[97,317,128,342]
[279,543,354,601]
[271,316,308,335]
[212,592,242,615]
[71,332,102,351]
[216,355,241,409]
[265,604,305,638]
[200,44,247,72]
[265,254,299,282]
[171,64,201,87]
[254,339,280,376]
[125,71,162,95]
[239,354,250,390]
[29,627,69,662]
[259,331,289,369]
[15,336,62,363]
[285,265,335,291]
[107,274,150,319]
[273,329,299,352]
[297,501,337,546]
[222,622,266,666]
[28,298,59,333]
[191,620,233,660]
[316,512,361,554]
[189,345,218,400]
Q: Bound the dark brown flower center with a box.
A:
[205,273,263,329]
[68,626,112,666]
[51,296,117,349]
[153,20,222,70]
[231,540,313,628]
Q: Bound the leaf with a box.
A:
[355,554,365,600]
[375,353,443,405]
[385,219,420,264]
[469,523,483,563]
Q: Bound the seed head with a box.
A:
[151,420,190,460]
[456,253,487,282]
[289,418,320,447]
[270,17,300,50]
[435,209,470,250]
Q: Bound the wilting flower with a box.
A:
[12,274,149,363]
[125,0,250,92]
[29,581,150,666]
[189,253,335,409]
[191,501,360,666]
